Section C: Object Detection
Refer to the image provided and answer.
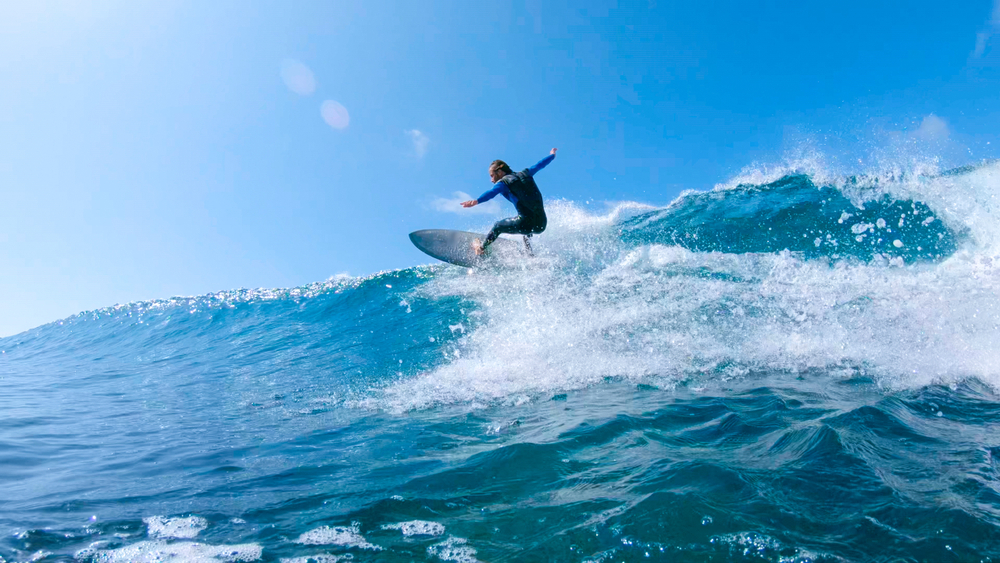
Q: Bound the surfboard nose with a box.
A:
[410,229,509,268]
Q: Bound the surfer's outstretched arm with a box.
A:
[461,182,509,208]
[527,148,557,177]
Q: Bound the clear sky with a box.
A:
[2,0,999,337]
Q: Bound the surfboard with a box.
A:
[409,229,524,268]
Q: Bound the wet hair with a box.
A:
[489,160,513,177]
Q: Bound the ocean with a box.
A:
[2,162,999,562]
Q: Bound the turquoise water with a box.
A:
[2,163,1000,562]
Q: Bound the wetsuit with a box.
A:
[475,153,554,248]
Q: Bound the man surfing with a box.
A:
[461,148,557,256]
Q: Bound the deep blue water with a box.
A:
[2,164,1000,562]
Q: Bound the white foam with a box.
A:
[711,144,839,193]
[381,520,445,537]
[713,532,825,563]
[294,524,381,551]
[77,539,261,562]
[347,159,1000,412]
[75,541,110,559]
[376,206,998,412]
[427,537,481,563]
[280,555,352,563]
[143,515,208,539]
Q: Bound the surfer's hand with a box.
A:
[461,200,478,208]
[550,148,558,156]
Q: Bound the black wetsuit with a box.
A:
[475,153,553,247]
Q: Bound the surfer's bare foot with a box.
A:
[472,238,485,256]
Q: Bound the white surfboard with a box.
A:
[409,229,525,268]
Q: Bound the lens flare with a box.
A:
[280,59,315,96]
[321,100,350,130]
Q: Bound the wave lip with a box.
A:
[620,173,957,264]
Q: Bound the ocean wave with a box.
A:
[3,163,999,412]
[3,160,1000,562]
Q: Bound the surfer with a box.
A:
[461,148,557,255]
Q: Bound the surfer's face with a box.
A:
[489,167,503,182]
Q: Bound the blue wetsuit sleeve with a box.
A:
[526,154,555,177]
[476,182,508,203]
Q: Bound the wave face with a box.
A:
[619,173,957,263]
[2,163,1000,562]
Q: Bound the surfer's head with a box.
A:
[489,160,512,182]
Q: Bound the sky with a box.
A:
[2,0,1000,337]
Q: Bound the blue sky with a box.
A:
[2,0,999,337]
